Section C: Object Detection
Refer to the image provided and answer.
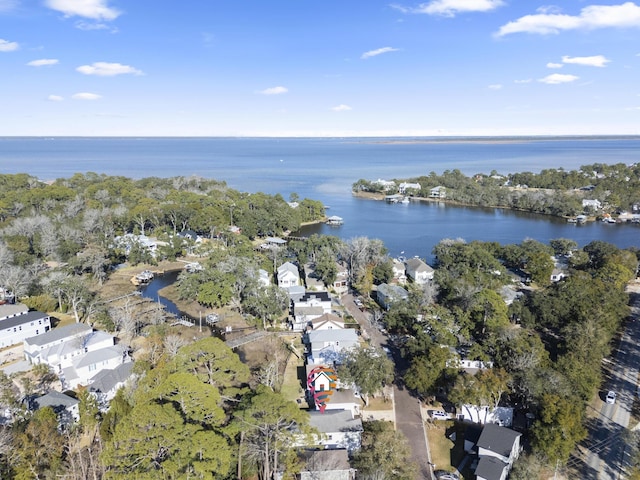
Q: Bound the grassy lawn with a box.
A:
[363,394,392,411]
[279,341,307,408]
[426,421,455,471]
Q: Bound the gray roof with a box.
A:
[475,456,507,480]
[296,306,325,317]
[477,424,521,458]
[89,362,134,394]
[377,283,409,299]
[33,391,78,410]
[308,409,363,433]
[300,449,350,472]
[0,310,49,330]
[24,323,92,347]
[405,257,433,273]
[0,303,29,319]
[73,345,124,368]
[308,329,358,344]
[278,262,299,276]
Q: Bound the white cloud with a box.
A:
[76,62,143,76]
[361,47,400,59]
[488,84,503,90]
[538,73,580,84]
[48,95,64,101]
[258,86,288,95]
[72,92,102,100]
[393,0,505,17]
[74,21,116,32]
[331,104,352,111]
[27,59,59,67]
[0,38,18,52]
[547,62,563,68]
[45,0,120,20]
[562,55,610,67]
[497,2,640,36]
[514,79,532,83]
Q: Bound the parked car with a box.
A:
[430,410,450,420]
[606,390,617,404]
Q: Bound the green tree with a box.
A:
[13,407,65,479]
[352,420,417,480]
[338,346,394,406]
[531,393,587,465]
[235,385,310,480]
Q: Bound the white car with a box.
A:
[606,390,617,404]
[430,410,450,420]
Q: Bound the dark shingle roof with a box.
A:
[475,456,507,480]
[476,423,521,458]
[0,311,49,330]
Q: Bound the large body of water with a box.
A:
[1,136,639,260]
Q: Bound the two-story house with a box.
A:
[0,303,51,348]
[474,424,522,480]
[404,257,434,284]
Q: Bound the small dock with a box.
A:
[326,215,344,226]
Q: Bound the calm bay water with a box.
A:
[1,136,639,260]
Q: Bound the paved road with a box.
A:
[573,285,640,479]
[342,293,433,480]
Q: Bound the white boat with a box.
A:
[401,197,410,204]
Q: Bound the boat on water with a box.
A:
[131,270,155,285]
[401,197,410,204]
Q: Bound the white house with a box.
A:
[307,409,363,452]
[277,262,300,288]
[24,324,130,389]
[582,199,602,210]
[404,257,434,284]
[474,424,522,480]
[24,323,93,364]
[398,182,421,194]
[88,361,135,410]
[306,329,359,365]
[63,345,128,389]
[0,304,51,348]
[456,405,513,427]
[332,263,349,294]
[373,179,396,191]
[430,186,446,199]
[293,291,333,331]
[309,313,345,331]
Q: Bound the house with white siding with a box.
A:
[0,304,51,348]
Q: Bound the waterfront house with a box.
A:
[582,199,602,210]
[429,186,447,199]
[0,304,51,348]
[277,262,300,288]
[376,283,409,310]
[24,323,92,364]
[373,179,396,192]
[398,182,421,194]
[404,257,434,284]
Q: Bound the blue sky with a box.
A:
[1,0,639,136]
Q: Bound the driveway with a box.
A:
[342,293,433,479]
